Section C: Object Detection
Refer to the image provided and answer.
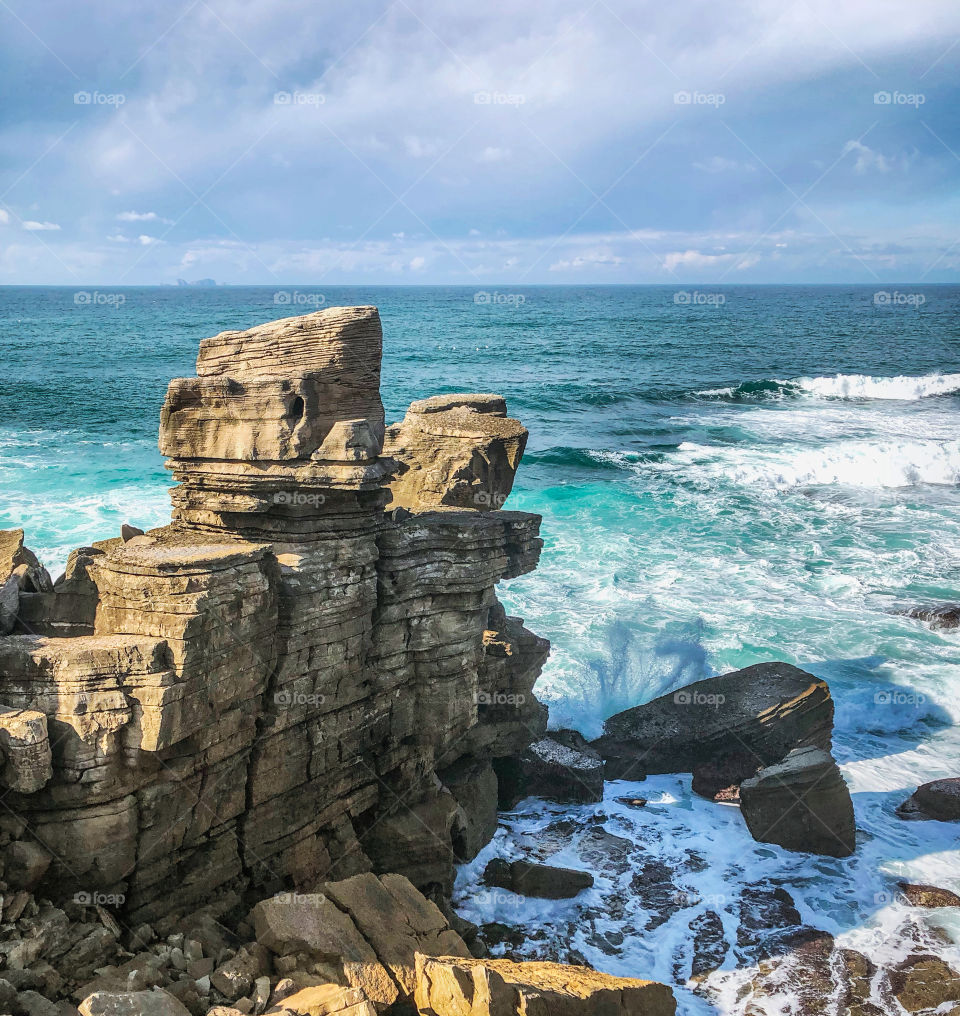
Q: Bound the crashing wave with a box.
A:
[698,372,960,402]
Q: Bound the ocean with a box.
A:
[2,284,959,1011]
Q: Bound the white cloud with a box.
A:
[138,234,160,245]
[663,249,736,270]
[117,210,168,222]
[23,220,61,231]
[0,209,9,225]
[106,233,130,242]
[842,139,892,174]
[408,255,426,270]
[549,248,624,271]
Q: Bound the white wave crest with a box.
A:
[792,372,960,400]
[672,438,960,489]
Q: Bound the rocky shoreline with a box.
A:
[1,306,957,1016]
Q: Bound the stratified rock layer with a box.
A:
[594,662,834,780]
[0,306,549,924]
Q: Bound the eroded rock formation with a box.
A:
[0,305,549,926]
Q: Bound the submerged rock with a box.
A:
[594,662,833,780]
[898,881,960,907]
[483,858,594,899]
[739,746,856,857]
[899,603,960,629]
[889,954,960,1012]
[897,777,960,821]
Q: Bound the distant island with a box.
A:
[175,277,218,287]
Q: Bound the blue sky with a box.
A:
[0,0,958,284]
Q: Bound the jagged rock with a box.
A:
[483,859,594,899]
[321,872,469,996]
[890,955,960,1011]
[120,525,144,542]
[898,881,960,907]
[5,839,53,890]
[900,603,960,629]
[442,758,500,862]
[273,984,375,1015]
[78,988,191,1016]
[210,944,271,1000]
[897,777,960,821]
[252,892,396,1007]
[0,307,549,924]
[1,574,19,635]
[1,529,53,595]
[0,707,52,792]
[384,394,528,513]
[13,990,59,1016]
[739,746,856,857]
[594,662,833,780]
[414,954,676,1016]
[509,732,605,806]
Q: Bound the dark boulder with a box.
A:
[897,777,960,821]
[594,662,833,779]
[739,746,856,857]
[483,858,594,899]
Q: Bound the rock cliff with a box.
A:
[0,305,549,925]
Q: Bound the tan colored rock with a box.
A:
[323,873,470,997]
[384,394,528,512]
[0,706,52,792]
[252,893,397,1007]
[269,984,375,1015]
[414,954,677,1016]
[78,988,191,1016]
[0,307,549,925]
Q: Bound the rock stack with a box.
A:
[0,306,550,925]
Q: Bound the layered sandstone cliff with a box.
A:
[0,305,549,925]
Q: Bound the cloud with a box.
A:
[842,139,891,174]
[117,211,171,223]
[0,209,9,225]
[663,249,736,271]
[408,256,426,270]
[549,248,624,271]
[23,221,61,231]
[138,234,160,245]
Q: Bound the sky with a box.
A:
[0,0,958,285]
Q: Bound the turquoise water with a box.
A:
[3,285,960,1006]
